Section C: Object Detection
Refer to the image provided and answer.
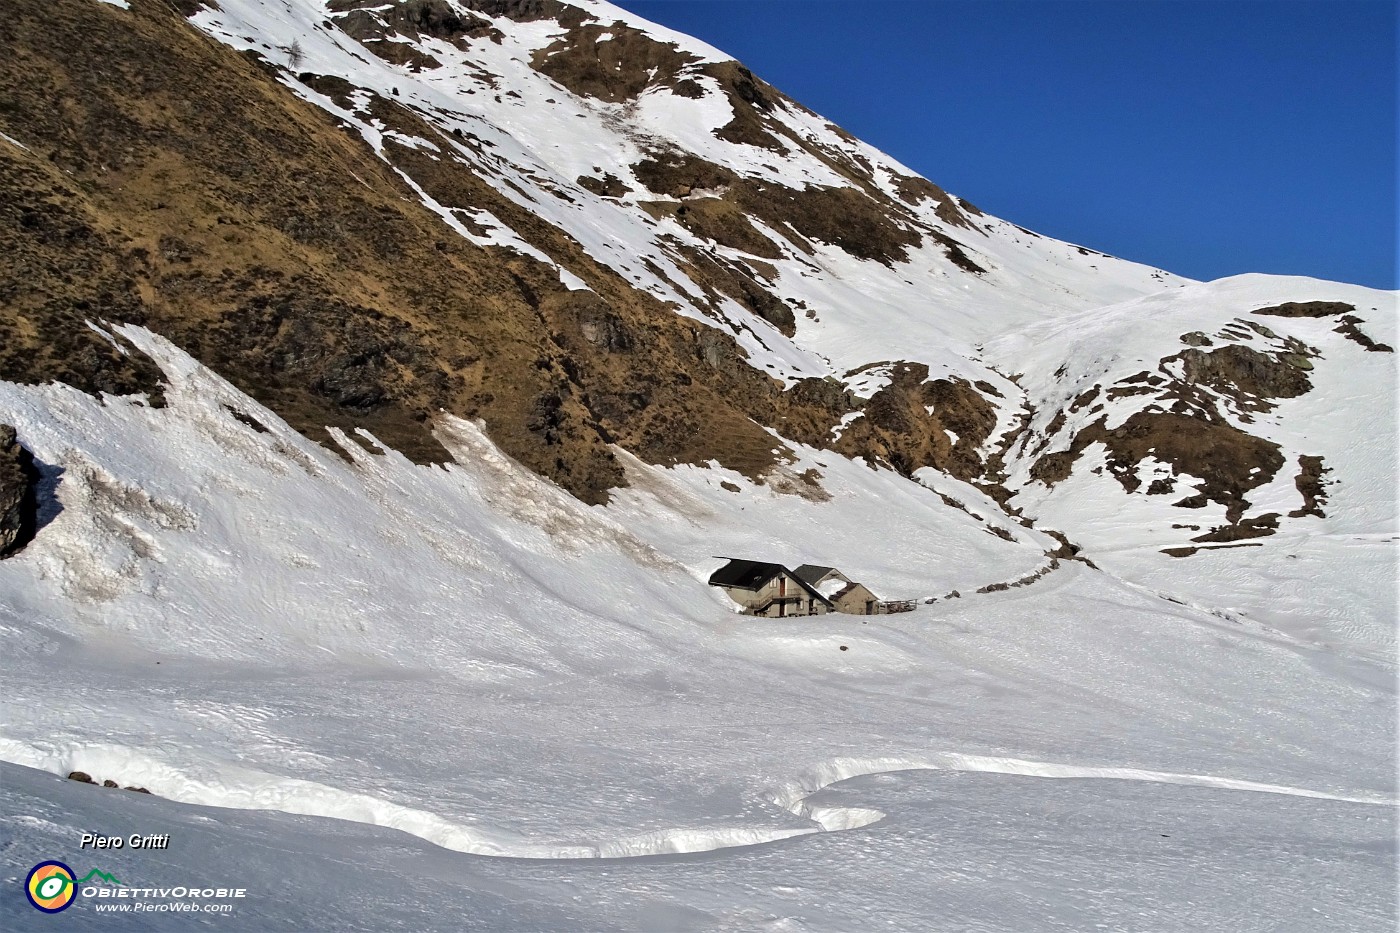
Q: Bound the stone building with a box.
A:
[706,559,833,618]
[793,565,880,616]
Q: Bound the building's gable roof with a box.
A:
[708,559,787,590]
[793,564,838,586]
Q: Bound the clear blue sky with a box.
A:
[613,0,1397,288]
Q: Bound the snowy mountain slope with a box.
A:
[189,0,1183,373]
[985,275,1397,657]
[0,329,1394,929]
[0,0,1190,505]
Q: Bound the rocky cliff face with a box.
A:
[1,0,1391,552]
[0,426,38,558]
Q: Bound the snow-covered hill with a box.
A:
[0,0,1395,929]
[986,276,1398,653]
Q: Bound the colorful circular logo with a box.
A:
[25,861,77,913]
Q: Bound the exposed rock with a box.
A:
[329,1,502,55]
[703,62,788,152]
[225,406,271,433]
[1162,542,1264,558]
[976,559,1058,594]
[1041,529,1092,567]
[669,244,796,335]
[1289,454,1329,518]
[460,0,584,25]
[0,426,39,559]
[891,174,973,228]
[631,145,976,270]
[361,40,444,71]
[670,78,706,99]
[835,365,997,480]
[1191,512,1279,543]
[1068,385,1100,412]
[531,20,698,103]
[1252,300,1354,318]
[1176,343,1313,406]
[297,73,358,109]
[384,0,495,43]
[63,770,151,793]
[576,173,631,199]
[1029,450,1075,485]
[930,230,987,274]
[734,182,922,266]
[661,198,783,260]
[632,153,737,199]
[1033,411,1285,523]
[1334,315,1393,352]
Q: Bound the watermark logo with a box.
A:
[25,861,77,913]
[24,862,123,913]
[23,857,243,916]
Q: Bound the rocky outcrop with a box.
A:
[1252,300,1354,318]
[1175,342,1313,409]
[459,0,580,24]
[1334,315,1394,352]
[1031,411,1286,523]
[0,426,38,559]
[631,151,930,267]
[833,364,998,480]
[531,19,699,103]
[67,771,152,794]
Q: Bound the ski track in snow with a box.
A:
[1,737,1389,861]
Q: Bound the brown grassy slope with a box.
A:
[0,0,873,501]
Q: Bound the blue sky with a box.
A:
[613,1,1397,288]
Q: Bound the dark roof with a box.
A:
[793,564,837,586]
[708,559,833,606]
[708,559,787,590]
